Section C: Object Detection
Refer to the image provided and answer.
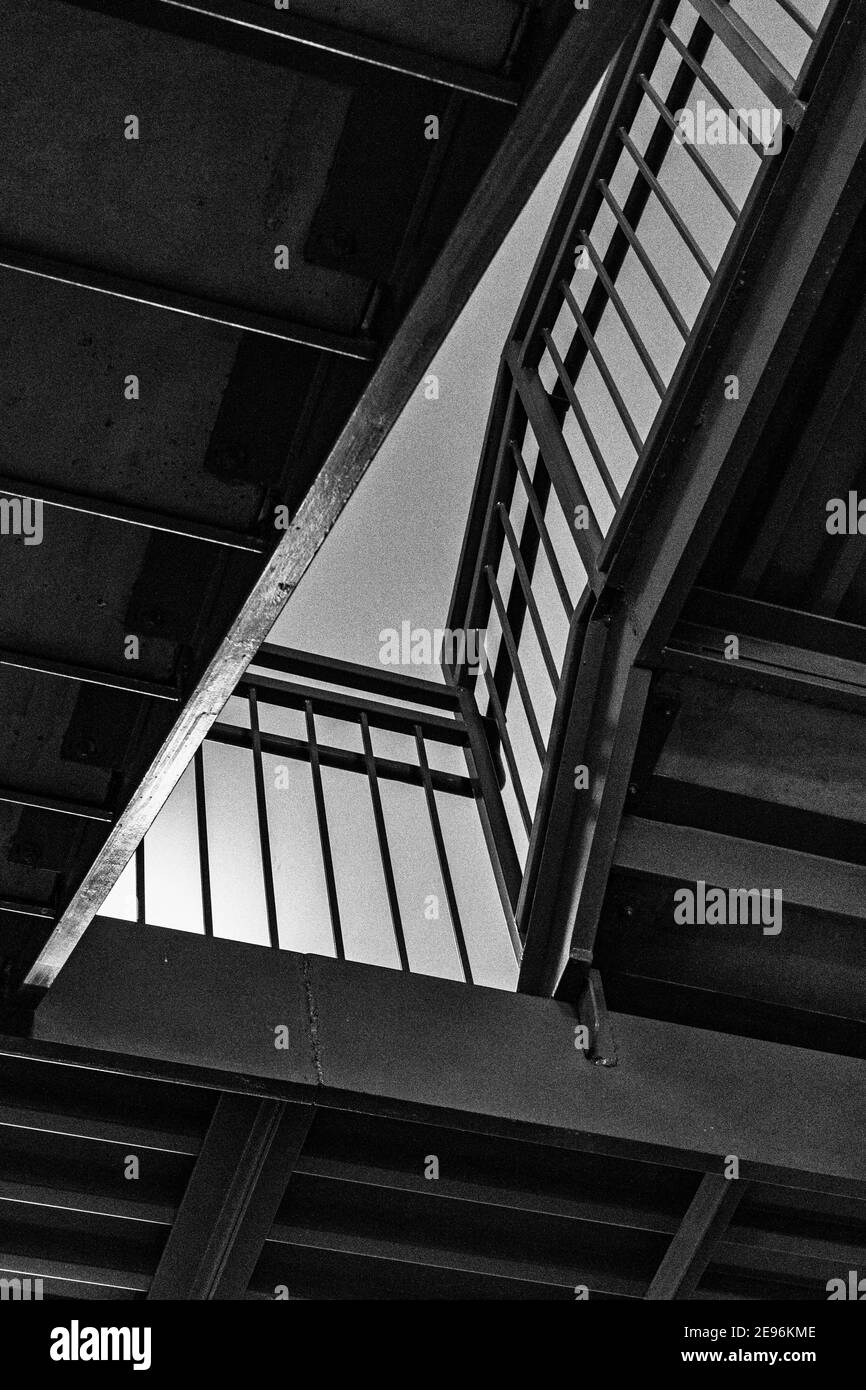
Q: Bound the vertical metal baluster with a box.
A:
[481,660,532,835]
[579,233,667,397]
[194,745,214,939]
[497,503,559,689]
[360,712,410,971]
[414,726,473,984]
[304,700,345,960]
[511,442,574,620]
[485,566,547,761]
[248,686,280,951]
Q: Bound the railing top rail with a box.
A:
[236,672,469,745]
[252,643,461,711]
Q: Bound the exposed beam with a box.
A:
[0,476,267,553]
[0,898,54,921]
[614,815,866,921]
[147,1094,314,1299]
[32,921,866,1196]
[598,972,866,1063]
[682,588,866,664]
[737,296,866,598]
[294,1151,679,1235]
[0,247,376,360]
[0,787,112,824]
[645,1174,745,1299]
[815,535,866,616]
[635,775,866,868]
[662,638,866,716]
[0,647,179,703]
[25,3,647,990]
[0,1177,173,1227]
[56,0,521,105]
[265,1219,645,1297]
[663,593,866,716]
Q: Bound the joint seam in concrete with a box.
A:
[301,955,324,1088]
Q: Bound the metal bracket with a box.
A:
[575,965,618,1066]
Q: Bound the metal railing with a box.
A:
[101,647,521,988]
[447,0,837,887]
[98,0,841,978]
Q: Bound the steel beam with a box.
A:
[681,588,866,665]
[147,1094,314,1299]
[0,898,54,921]
[31,923,866,1197]
[56,0,521,105]
[663,590,866,715]
[663,632,866,717]
[0,787,112,824]
[0,247,375,360]
[0,476,267,553]
[737,296,866,598]
[614,815,866,921]
[634,776,866,868]
[293,1149,680,1235]
[645,1174,745,1299]
[0,647,179,702]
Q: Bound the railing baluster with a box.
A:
[560,277,648,448]
[774,0,818,39]
[687,0,806,125]
[506,343,604,573]
[598,178,693,338]
[497,503,559,690]
[617,129,716,281]
[542,328,622,506]
[248,685,280,951]
[414,727,473,984]
[304,701,345,960]
[359,711,410,971]
[579,233,668,397]
[485,566,546,762]
[454,684,523,932]
[658,18,768,154]
[480,659,532,835]
[636,78,741,222]
[194,746,213,939]
[511,442,574,621]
